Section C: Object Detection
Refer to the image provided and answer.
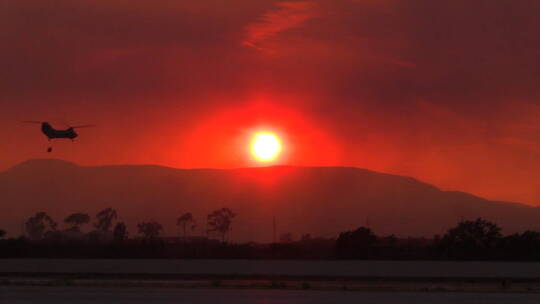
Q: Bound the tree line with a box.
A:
[6,207,236,243]
[2,217,540,260]
[336,218,540,260]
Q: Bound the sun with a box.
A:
[250,132,282,162]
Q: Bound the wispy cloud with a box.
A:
[243,1,319,51]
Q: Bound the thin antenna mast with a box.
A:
[273,216,276,243]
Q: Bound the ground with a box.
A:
[3,287,540,304]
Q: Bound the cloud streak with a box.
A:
[243,1,319,51]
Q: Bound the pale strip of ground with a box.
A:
[2,276,540,293]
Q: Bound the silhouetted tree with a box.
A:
[64,213,90,232]
[336,226,378,259]
[439,218,502,259]
[176,212,196,240]
[384,234,398,246]
[94,208,118,232]
[499,230,540,260]
[280,232,294,243]
[25,212,58,240]
[113,222,128,242]
[207,208,236,242]
[301,234,312,242]
[137,221,163,239]
[0,230,5,238]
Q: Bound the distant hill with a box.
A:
[0,159,538,242]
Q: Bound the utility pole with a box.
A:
[273,216,276,243]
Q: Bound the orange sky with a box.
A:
[1,0,540,206]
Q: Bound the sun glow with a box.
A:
[250,132,282,162]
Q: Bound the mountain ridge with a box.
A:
[1,159,538,241]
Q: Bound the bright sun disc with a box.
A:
[251,132,282,162]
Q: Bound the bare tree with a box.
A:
[207,208,236,243]
[113,222,128,242]
[25,212,58,240]
[64,213,90,232]
[94,208,118,232]
[137,221,163,239]
[176,212,196,240]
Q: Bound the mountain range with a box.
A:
[1,159,538,242]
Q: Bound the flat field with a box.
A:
[3,259,540,293]
[2,259,540,278]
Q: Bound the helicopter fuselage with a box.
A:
[41,122,78,140]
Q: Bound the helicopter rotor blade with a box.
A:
[59,119,71,128]
[71,124,96,129]
[22,121,43,124]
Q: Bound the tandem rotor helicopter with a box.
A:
[23,121,95,152]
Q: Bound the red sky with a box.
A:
[1,0,540,205]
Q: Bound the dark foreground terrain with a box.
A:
[3,259,540,278]
[3,287,540,304]
[3,259,540,293]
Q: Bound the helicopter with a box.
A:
[23,121,95,152]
